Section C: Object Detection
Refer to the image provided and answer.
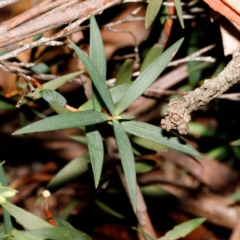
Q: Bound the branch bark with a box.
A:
[0,0,122,56]
[161,51,240,134]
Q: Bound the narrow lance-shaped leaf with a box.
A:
[90,13,106,111]
[90,13,106,79]
[40,90,67,107]
[47,153,90,190]
[131,136,166,152]
[12,229,43,240]
[112,120,136,211]
[69,135,87,143]
[0,202,52,230]
[121,121,202,159]
[13,111,109,135]
[0,163,13,238]
[140,44,163,72]
[159,218,205,240]
[31,62,50,74]
[95,200,124,219]
[80,82,133,111]
[87,14,105,187]
[24,227,92,240]
[174,0,184,28]
[86,125,104,188]
[132,227,155,240]
[115,59,133,86]
[145,0,163,28]
[115,38,184,115]
[231,139,240,146]
[69,40,115,115]
[27,71,83,100]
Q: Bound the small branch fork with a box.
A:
[0,60,43,107]
[161,50,240,135]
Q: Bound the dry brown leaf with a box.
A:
[203,0,240,26]
[210,1,240,56]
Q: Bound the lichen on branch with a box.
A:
[161,51,240,134]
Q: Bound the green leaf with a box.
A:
[115,38,184,114]
[33,33,43,42]
[51,105,71,114]
[95,200,124,219]
[69,135,87,143]
[90,13,106,112]
[131,135,166,152]
[112,120,136,211]
[80,82,133,111]
[0,98,15,110]
[13,229,44,240]
[13,111,109,135]
[188,122,216,137]
[135,162,154,173]
[118,115,135,120]
[187,30,201,87]
[132,227,155,240]
[174,0,184,28]
[90,13,106,79]
[145,0,163,28]
[230,139,240,146]
[58,201,80,220]
[40,90,67,107]
[54,217,77,228]
[141,185,169,197]
[0,202,52,230]
[12,230,40,240]
[159,218,205,240]
[88,14,105,187]
[140,44,163,72]
[121,121,202,159]
[69,40,115,115]
[28,71,83,100]
[24,227,92,240]
[47,153,90,190]
[206,146,228,160]
[86,125,104,188]
[228,190,240,200]
[30,62,50,73]
[0,163,13,238]
[0,186,18,198]
[115,60,133,86]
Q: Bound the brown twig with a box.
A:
[0,0,70,34]
[0,0,123,58]
[116,165,157,239]
[161,51,240,134]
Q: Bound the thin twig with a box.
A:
[0,0,123,58]
[103,6,143,67]
[116,165,157,240]
[143,89,187,98]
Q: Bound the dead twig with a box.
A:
[116,165,157,240]
[0,0,123,57]
[161,50,240,134]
